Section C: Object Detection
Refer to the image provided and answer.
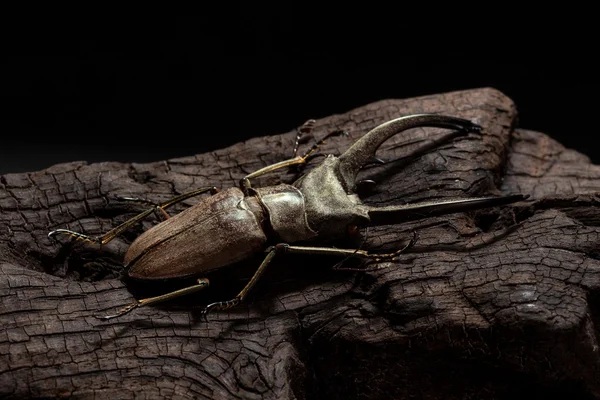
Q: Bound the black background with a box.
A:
[2,11,597,175]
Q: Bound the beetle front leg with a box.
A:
[240,128,348,193]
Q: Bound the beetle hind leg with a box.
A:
[201,244,287,318]
[201,298,241,318]
[98,278,210,320]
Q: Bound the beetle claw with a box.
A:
[48,229,102,244]
[200,303,218,321]
[96,302,139,320]
[201,298,241,321]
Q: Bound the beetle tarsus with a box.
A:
[333,230,419,272]
[201,298,241,320]
[115,196,159,206]
[365,230,419,265]
[48,229,102,244]
[97,302,140,320]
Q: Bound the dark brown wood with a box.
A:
[2,88,599,399]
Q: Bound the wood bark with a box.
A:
[2,88,600,399]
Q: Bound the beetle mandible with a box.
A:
[48,114,526,319]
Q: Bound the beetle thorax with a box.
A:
[293,156,370,240]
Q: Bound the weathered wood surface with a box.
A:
[2,88,600,399]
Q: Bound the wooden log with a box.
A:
[2,88,598,399]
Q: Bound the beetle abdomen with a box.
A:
[125,187,267,279]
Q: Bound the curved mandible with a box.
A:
[336,114,481,189]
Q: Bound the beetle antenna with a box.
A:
[299,129,349,162]
[293,119,316,158]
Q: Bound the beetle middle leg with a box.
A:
[272,237,418,265]
[332,230,419,272]
[48,186,219,245]
[200,237,419,317]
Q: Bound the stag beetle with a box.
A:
[48,114,526,319]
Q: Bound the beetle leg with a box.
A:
[274,239,416,263]
[115,196,171,219]
[201,243,287,317]
[217,237,414,276]
[332,231,419,272]
[48,186,219,245]
[200,236,421,318]
[98,278,210,320]
[240,129,348,193]
[240,158,308,193]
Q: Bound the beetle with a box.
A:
[48,114,527,319]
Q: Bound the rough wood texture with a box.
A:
[2,88,599,399]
